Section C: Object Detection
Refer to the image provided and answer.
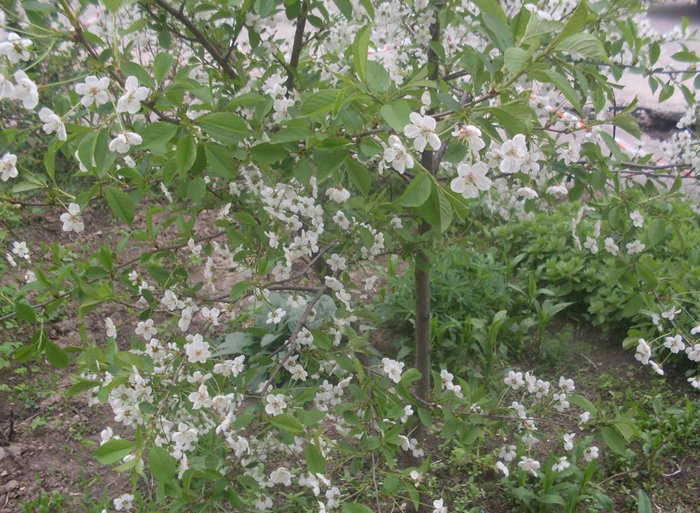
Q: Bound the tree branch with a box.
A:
[285,0,308,91]
[149,0,238,80]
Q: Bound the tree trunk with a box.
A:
[414,0,442,415]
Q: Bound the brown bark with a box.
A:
[285,0,309,91]
[414,1,442,413]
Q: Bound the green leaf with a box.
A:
[482,12,514,51]
[95,439,134,465]
[198,113,249,144]
[303,408,327,426]
[270,127,312,143]
[345,158,370,197]
[149,446,177,483]
[522,18,564,42]
[65,379,101,398]
[672,51,699,63]
[268,413,304,434]
[569,394,596,414]
[45,341,69,368]
[438,188,453,233]
[539,494,566,506]
[317,150,348,181]
[622,295,643,317]
[343,504,373,513]
[305,442,326,474]
[15,302,37,323]
[471,0,507,24]
[396,173,432,207]
[353,25,370,82]
[637,490,652,513]
[187,177,206,203]
[379,101,412,131]
[103,0,122,13]
[504,47,530,74]
[333,0,353,19]
[557,34,608,62]
[613,114,641,139]
[78,131,98,172]
[401,368,422,384]
[205,143,236,178]
[250,143,289,164]
[105,187,135,226]
[602,426,626,456]
[559,0,588,41]
[44,149,55,182]
[230,280,253,301]
[140,122,178,153]
[121,61,154,88]
[367,60,390,94]
[176,133,197,175]
[153,52,175,84]
[648,219,666,246]
[300,89,341,117]
[215,332,249,356]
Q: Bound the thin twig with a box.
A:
[148,0,237,80]
[259,285,328,395]
[0,232,225,323]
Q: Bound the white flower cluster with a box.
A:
[495,369,594,478]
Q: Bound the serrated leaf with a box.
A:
[523,18,564,42]
[65,379,101,398]
[105,187,135,226]
[396,173,431,207]
[379,101,411,131]
[354,25,370,82]
[104,0,122,13]
[401,368,422,384]
[271,127,312,143]
[45,341,69,368]
[569,394,596,414]
[187,177,206,203]
[613,114,641,139]
[268,413,304,433]
[15,302,37,323]
[301,89,341,117]
[482,12,514,51]
[153,52,175,84]
[95,439,134,465]
[205,143,235,178]
[303,408,327,426]
[230,280,253,301]
[343,504,373,513]
[471,0,507,24]
[559,0,588,41]
[140,122,178,153]
[305,441,326,474]
[176,133,197,175]
[345,158,370,197]
[648,219,666,246]
[149,446,177,482]
[504,47,530,74]
[557,34,608,62]
[438,188,453,233]
[198,113,249,144]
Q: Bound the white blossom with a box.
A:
[116,76,149,114]
[404,112,441,152]
[60,203,84,233]
[75,75,110,107]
